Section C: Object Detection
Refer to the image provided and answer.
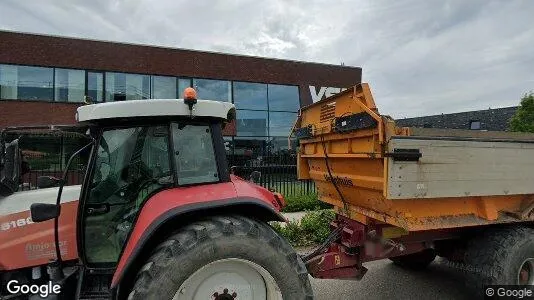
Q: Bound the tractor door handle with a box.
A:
[86,203,110,216]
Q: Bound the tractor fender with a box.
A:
[110,183,285,298]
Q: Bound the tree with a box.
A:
[509,92,534,132]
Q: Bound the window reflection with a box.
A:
[0,65,53,100]
[55,68,85,102]
[228,137,269,166]
[105,72,150,101]
[236,110,268,137]
[87,72,104,102]
[269,111,297,137]
[152,75,176,99]
[193,78,231,102]
[268,84,300,112]
[234,82,267,110]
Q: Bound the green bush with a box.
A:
[282,192,332,213]
[271,210,335,247]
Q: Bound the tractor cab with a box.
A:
[77,98,236,267]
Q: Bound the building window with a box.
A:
[105,72,150,101]
[268,84,299,112]
[233,82,268,110]
[269,111,297,137]
[151,75,176,99]
[54,68,85,102]
[236,110,268,137]
[0,64,53,100]
[470,120,481,130]
[87,72,104,102]
[193,78,231,102]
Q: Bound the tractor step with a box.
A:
[78,270,112,300]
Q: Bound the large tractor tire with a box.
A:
[464,227,534,295]
[128,215,313,300]
[389,249,436,270]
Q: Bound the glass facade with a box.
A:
[236,110,268,137]
[152,75,176,99]
[268,84,300,112]
[229,81,300,160]
[87,72,104,102]
[269,111,298,137]
[193,78,231,102]
[55,68,85,102]
[0,65,53,100]
[105,72,150,101]
[0,64,302,155]
[234,82,267,110]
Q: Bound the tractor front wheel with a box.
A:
[128,215,313,300]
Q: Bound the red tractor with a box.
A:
[0,90,313,299]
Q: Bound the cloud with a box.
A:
[1,0,533,117]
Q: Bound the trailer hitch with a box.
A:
[305,244,368,280]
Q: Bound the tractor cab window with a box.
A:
[171,123,218,185]
[84,126,172,264]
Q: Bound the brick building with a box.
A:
[0,30,361,164]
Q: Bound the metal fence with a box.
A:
[229,154,316,197]
[19,152,315,197]
[20,153,86,191]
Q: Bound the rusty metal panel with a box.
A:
[387,138,534,199]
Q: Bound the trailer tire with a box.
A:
[389,249,436,270]
[128,215,313,300]
[464,226,534,295]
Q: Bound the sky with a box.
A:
[0,0,533,118]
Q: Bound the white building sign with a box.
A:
[309,86,348,103]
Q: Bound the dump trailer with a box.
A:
[294,83,534,294]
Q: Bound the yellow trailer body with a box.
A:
[294,83,534,231]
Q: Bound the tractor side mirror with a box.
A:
[30,203,60,222]
[37,176,61,189]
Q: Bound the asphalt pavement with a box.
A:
[309,258,472,300]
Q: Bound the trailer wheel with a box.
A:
[128,215,313,300]
[464,227,534,294]
[389,249,436,270]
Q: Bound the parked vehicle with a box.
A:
[293,83,534,295]
[0,88,313,299]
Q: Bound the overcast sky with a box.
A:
[1,0,533,118]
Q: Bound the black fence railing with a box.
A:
[19,152,315,198]
[228,154,316,197]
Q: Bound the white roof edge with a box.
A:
[76,99,235,123]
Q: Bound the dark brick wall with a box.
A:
[0,31,362,128]
[0,101,79,127]
[396,106,518,131]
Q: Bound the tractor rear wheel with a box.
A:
[128,215,313,300]
[389,249,436,270]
